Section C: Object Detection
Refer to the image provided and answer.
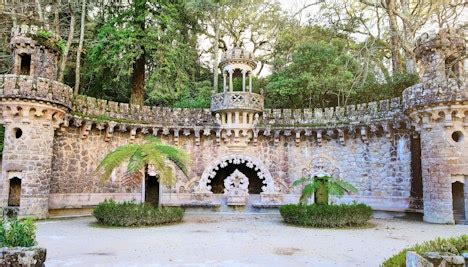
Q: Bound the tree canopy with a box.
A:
[0,0,464,109]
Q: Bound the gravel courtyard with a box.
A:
[36,214,467,267]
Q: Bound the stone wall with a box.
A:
[49,124,412,211]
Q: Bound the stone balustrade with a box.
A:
[211,92,264,113]
[0,74,73,109]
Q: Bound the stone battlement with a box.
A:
[415,28,465,58]
[0,74,73,109]
[10,24,61,44]
[71,94,403,128]
[403,79,467,112]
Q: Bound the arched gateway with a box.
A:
[196,154,276,194]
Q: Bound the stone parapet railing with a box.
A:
[402,79,467,112]
[0,74,73,109]
[211,92,264,113]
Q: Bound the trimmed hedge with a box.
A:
[382,235,468,267]
[0,219,37,247]
[279,203,373,228]
[93,200,184,227]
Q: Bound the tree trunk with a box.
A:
[130,54,145,106]
[54,0,61,35]
[130,0,145,106]
[212,7,220,94]
[35,0,44,23]
[386,0,403,74]
[58,4,75,83]
[74,0,86,95]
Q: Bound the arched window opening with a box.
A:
[209,163,263,194]
[8,177,21,207]
[19,54,31,75]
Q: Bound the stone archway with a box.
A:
[196,154,276,194]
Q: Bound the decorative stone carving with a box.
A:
[224,169,249,206]
[303,156,341,179]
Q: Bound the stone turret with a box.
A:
[211,47,264,142]
[403,28,467,224]
[10,24,61,80]
[0,24,72,218]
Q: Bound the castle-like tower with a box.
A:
[0,25,72,218]
[403,28,467,224]
[211,47,264,146]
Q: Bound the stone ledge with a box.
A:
[0,246,46,267]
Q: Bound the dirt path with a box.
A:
[36,214,467,266]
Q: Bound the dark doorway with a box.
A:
[452,182,465,222]
[209,163,263,194]
[314,177,329,205]
[410,135,423,209]
[20,54,31,75]
[145,175,159,206]
[8,177,21,207]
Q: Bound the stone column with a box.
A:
[0,103,66,219]
[242,70,246,92]
[223,71,227,92]
[229,69,233,92]
[249,72,253,93]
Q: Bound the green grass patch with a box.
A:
[93,200,184,227]
[279,203,373,228]
[382,235,468,267]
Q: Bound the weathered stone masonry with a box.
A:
[0,25,466,223]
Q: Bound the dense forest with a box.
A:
[0,0,465,108]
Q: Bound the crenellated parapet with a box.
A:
[263,97,403,126]
[65,94,409,147]
[72,95,212,126]
[0,74,73,109]
[415,28,466,84]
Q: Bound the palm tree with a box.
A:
[292,175,358,205]
[95,136,190,187]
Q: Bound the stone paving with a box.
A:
[36,214,467,267]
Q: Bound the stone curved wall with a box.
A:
[0,74,73,109]
[403,79,467,112]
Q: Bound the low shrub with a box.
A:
[279,203,372,228]
[0,219,37,247]
[93,200,184,227]
[382,235,468,267]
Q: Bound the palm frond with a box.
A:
[291,176,309,187]
[299,183,316,204]
[95,144,140,180]
[95,137,190,188]
[152,143,190,176]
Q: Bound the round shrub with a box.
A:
[382,235,468,267]
[0,218,37,247]
[93,200,184,227]
[279,203,373,228]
